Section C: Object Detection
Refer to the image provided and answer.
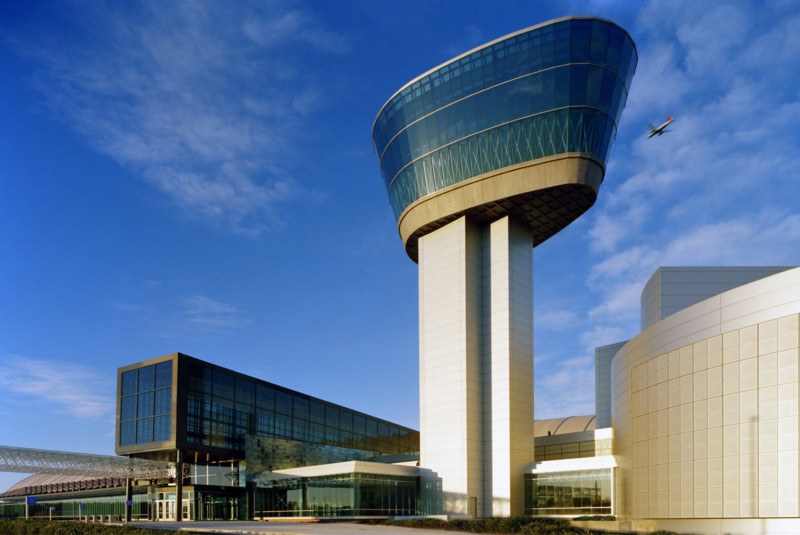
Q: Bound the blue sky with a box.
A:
[2,0,800,492]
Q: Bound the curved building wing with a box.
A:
[373,16,637,260]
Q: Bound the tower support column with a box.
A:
[418,215,533,517]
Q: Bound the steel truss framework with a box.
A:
[0,446,175,481]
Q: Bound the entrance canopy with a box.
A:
[0,446,174,481]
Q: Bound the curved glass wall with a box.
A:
[372,17,637,220]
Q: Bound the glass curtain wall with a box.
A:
[525,469,612,516]
[119,361,173,446]
[372,18,637,219]
[254,473,419,517]
[183,360,418,455]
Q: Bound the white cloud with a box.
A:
[535,355,596,419]
[7,1,348,234]
[575,0,800,373]
[0,358,114,419]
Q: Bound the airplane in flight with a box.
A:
[647,115,673,138]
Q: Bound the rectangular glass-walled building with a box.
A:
[116,353,419,463]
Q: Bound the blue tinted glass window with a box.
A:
[553,22,570,64]
[590,21,609,64]
[585,66,603,108]
[571,20,592,62]
[120,421,135,446]
[554,67,569,107]
[121,370,137,396]
[154,361,172,389]
[138,391,154,417]
[570,65,588,106]
[154,388,171,415]
[606,26,624,71]
[154,415,170,442]
[137,365,154,391]
[618,36,634,88]
[598,69,616,114]
[136,418,153,443]
[540,25,554,68]
[121,395,136,420]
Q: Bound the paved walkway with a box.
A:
[132,521,474,535]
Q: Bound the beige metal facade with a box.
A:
[611,267,800,534]
[418,216,533,517]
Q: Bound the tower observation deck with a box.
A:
[372,16,636,518]
[373,16,637,261]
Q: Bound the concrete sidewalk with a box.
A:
[130,520,475,535]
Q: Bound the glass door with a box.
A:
[156,493,176,521]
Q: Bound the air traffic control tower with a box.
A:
[372,17,637,517]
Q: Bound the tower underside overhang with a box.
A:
[399,153,604,261]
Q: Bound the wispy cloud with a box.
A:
[580,0,800,349]
[7,1,349,235]
[179,294,251,332]
[535,309,579,331]
[0,358,114,419]
[535,355,595,419]
[444,25,485,58]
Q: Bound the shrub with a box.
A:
[0,519,174,535]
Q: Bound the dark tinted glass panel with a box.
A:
[354,415,366,436]
[366,419,378,438]
[121,370,137,396]
[275,391,293,415]
[137,365,154,391]
[340,410,353,432]
[154,361,172,389]
[293,397,309,421]
[235,377,255,405]
[310,401,325,424]
[293,418,308,441]
[275,413,291,438]
[325,406,339,429]
[256,384,275,410]
[213,370,234,399]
